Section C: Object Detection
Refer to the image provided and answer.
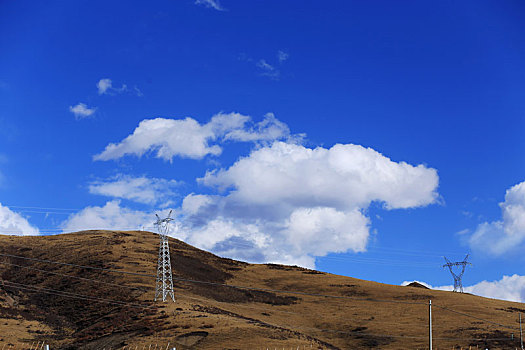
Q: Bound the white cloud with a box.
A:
[285,207,369,257]
[223,113,290,143]
[133,86,143,97]
[403,275,525,303]
[89,113,438,267]
[469,181,525,255]
[256,59,280,79]
[201,142,439,210]
[97,78,112,95]
[257,59,275,71]
[97,78,139,96]
[457,228,470,235]
[464,275,525,302]
[93,112,293,161]
[277,50,289,63]
[182,194,215,215]
[94,117,220,161]
[0,203,40,236]
[195,0,225,11]
[240,54,286,80]
[60,200,152,232]
[169,141,438,267]
[88,175,180,206]
[69,103,96,119]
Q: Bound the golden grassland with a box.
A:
[0,230,523,349]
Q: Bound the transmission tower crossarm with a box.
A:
[442,256,452,267]
[443,254,471,293]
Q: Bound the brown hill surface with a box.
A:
[0,230,523,349]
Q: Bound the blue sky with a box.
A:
[1,1,525,301]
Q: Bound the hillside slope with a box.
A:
[0,230,523,349]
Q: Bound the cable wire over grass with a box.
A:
[0,251,520,333]
[0,279,517,343]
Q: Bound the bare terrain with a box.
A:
[0,230,523,349]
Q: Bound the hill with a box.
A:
[0,230,523,349]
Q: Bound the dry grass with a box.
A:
[0,230,523,349]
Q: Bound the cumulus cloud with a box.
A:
[285,207,369,257]
[60,200,152,232]
[469,181,525,255]
[169,142,438,267]
[464,275,525,302]
[69,103,96,119]
[403,275,525,303]
[200,142,439,210]
[172,216,318,267]
[88,175,180,206]
[181,193,215,215]
[0,203,40,236]
[94,117,221,161]
[88,111,438,267]
[195,0,225,11]
[93,112,292,161]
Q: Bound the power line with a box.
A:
[366,245,467,257]
[4,205,80,211]
[0,259,440,330]
[432,304,516,330]
[0,227,157,234]
[0,281,431,345]
[10,210,76,215]
[0,260,148,292]
[0,250,520,332]
[0,251,425,306]
[0,252,156,277]
[207,237,465,258]
[0,278,517,344]
[1,280,155,310]
[0,233,465,270]
[0,204,467,257]
[316,255,441,268]
[181,294,517,342]
[1,258,430,328]
[0,258,481,331]
[156,238,450,268]
[215,241,466,258]
[178,294,467,332]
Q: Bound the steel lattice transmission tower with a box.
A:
[154,210,175,302]
[443,254,472,293]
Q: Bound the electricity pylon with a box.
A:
[154,210,175,302]
[443,254,471,293]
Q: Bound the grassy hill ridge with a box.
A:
[0,230,523,349]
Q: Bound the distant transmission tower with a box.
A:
[443,254,472,293]
[154,210,175,302]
